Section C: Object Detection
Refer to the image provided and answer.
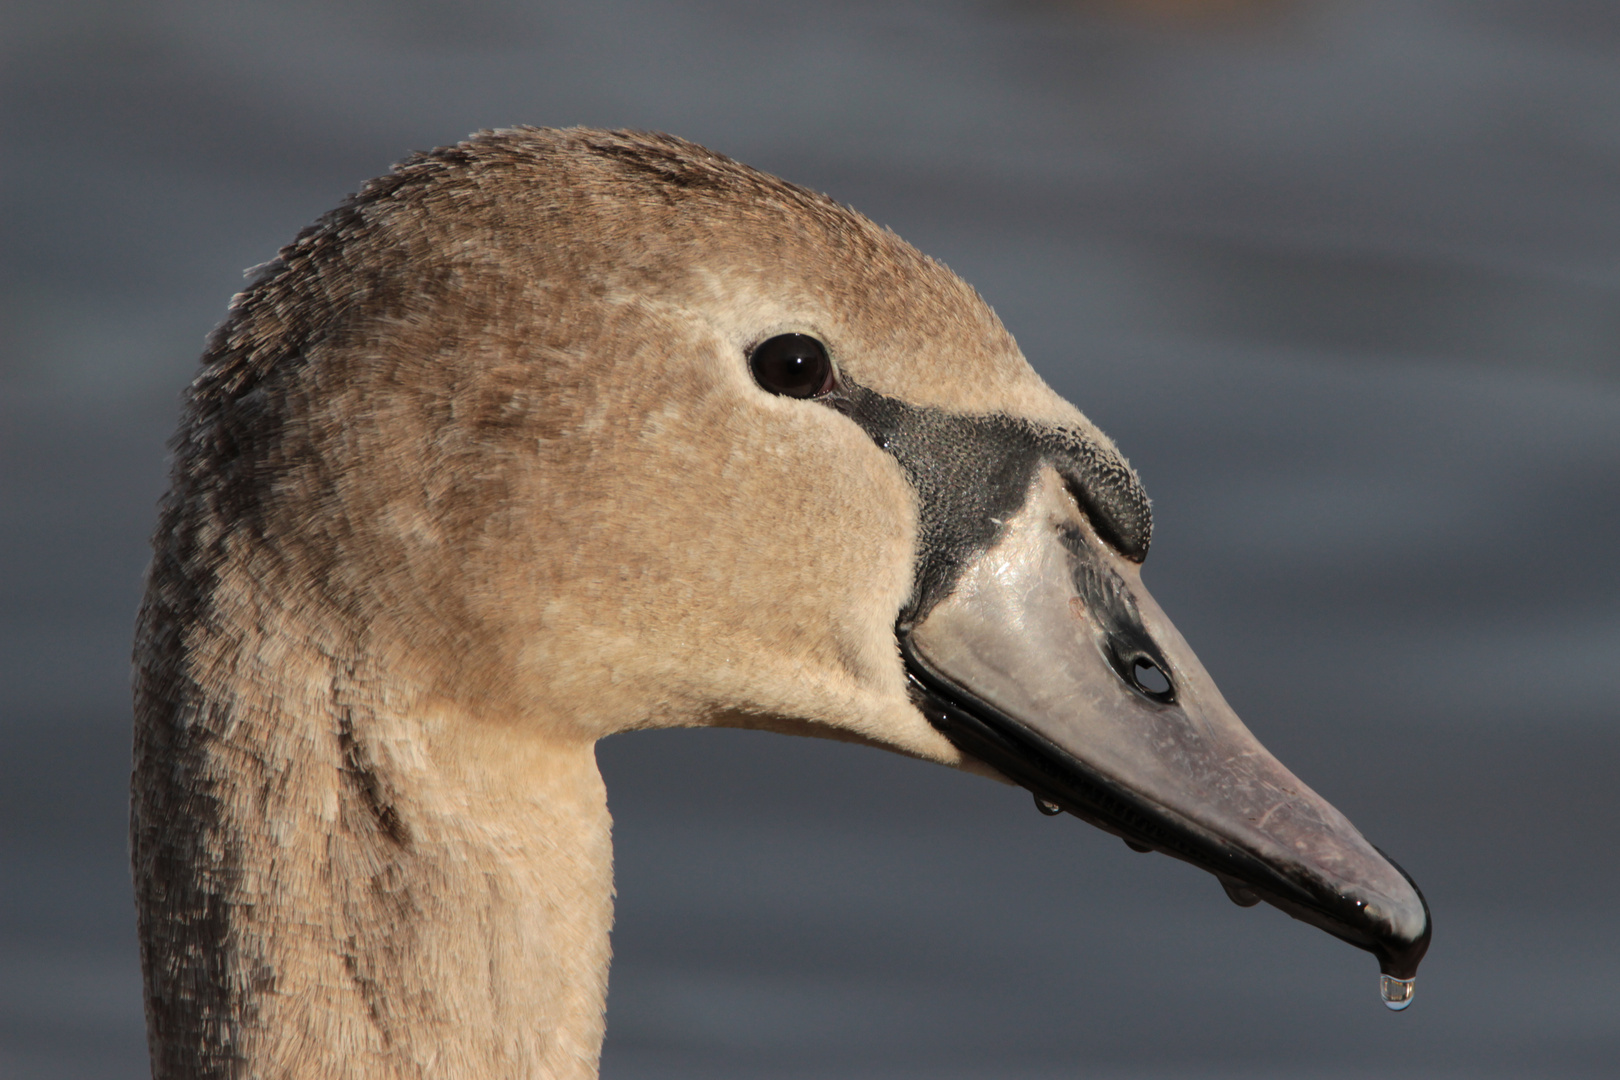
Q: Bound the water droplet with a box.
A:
[1380,974,1415,1011]
[1124,839,1151,853]
[1219,877,1260,907]
[1033,795,1062,816]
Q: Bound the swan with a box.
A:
[132,127,1429,1079]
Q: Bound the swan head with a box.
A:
[181,127,1428,990]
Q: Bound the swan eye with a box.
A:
[748,334,835,399]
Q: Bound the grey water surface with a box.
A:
[3,1,1618,1077]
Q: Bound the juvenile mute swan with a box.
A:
[133,128,1429,1079]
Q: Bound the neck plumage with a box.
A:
[132,590,615,1080]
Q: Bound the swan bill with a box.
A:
[899,468,1432,983]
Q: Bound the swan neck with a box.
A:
[132,614,615,1080]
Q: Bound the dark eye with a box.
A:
[748,334,835,399]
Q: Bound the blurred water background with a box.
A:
[3,1,1618,1076]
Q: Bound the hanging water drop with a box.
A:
[1379,974,1415,1011]
[1219,877,1260,908]
[1033,795,1062,816]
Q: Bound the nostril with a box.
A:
[1130,658,1173,701]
